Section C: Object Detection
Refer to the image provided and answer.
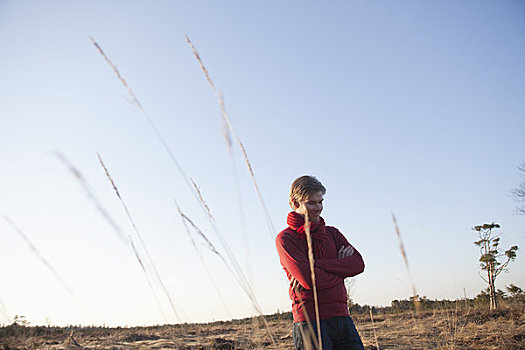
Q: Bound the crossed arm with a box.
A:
[314,247,365,278]
[315,228,365,279]
[276,231,365,291]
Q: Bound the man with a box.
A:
[275,175,365,350]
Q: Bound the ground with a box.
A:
[1,305,523,349]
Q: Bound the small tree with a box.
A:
[512,162,525,215]
[472,223,518,310]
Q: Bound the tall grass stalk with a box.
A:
[184,34,275,238]
[455,306,471,343]
[304,213,323,350]
[92,37,275,343]
[97,153,183,323]
[3,216,88,319]
[0,298,10,324]
[55,152,128,245]
[227,151,252,283]
[369,307,380,350]
[91,38,197,212]
[292,284,320,350]
[391,212,424,348]
[188,178,258,301]
[443,301,471,349]
[188,180,252,281]
[92,36,257,302]
[184,34,251,280]
[91,37,228,252]
[444,303,458,349]
[186,177,272,329]
[91,37,247,322]
[175,202,228,265]
[174,200,278,348]
[174,200,233,319]
[55,152,177,322]
[391,213,420,315]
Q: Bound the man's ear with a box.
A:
[292,199,300,209]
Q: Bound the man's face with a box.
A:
[295,191,324,223]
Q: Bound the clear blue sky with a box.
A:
[1,0,524,326]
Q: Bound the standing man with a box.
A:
[276,175,365,350]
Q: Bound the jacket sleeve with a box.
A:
[276,232,343,290]
[314,229,365,278]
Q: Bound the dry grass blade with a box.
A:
[56,152,182,322]
[3,216,85,314]
[369,308,380,350]
[90,37,194,198]
[91,38,253,292]
[391,213,421,315]
[192,176,251,281]
[292,285,319,350]
[182,182,258,299]
[55,152,128,245]
[188,178,248,286]
[174,200,278,348]
[391,214,410,277]
[92,37,275,345]
[185,34,253,280]
[190,179,213,219]
[185,34,275,238]
[97,153,183,323]
[91,37,142,109]
[178,211,226,263]
[304,213,322,350]
[174,200,233,319]
[0,298,10,324]
[455,306,471,341]
[186,178,253,296]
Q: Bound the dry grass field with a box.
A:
[1,305,523,350]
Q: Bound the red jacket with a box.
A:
[276,223,365,323]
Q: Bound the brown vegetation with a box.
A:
[2,304,523,349]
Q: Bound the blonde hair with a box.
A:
[289,175,326,209]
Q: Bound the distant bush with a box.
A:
[348,285,524,315]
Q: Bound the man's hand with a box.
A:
[338,245,355,259]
